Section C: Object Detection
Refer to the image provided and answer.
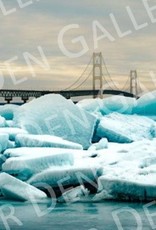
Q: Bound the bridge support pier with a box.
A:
[5,96,12,104]
[130,70,138,98]
[93,52,103,99]
[21,96,29,103]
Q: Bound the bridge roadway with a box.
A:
[0,89,134,103]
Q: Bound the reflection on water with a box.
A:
[0,199,155,230]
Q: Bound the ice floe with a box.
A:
[95,177,156,201]
[28,162,102,189]
[96,112,155,143]
[3,147,95,159]
[0,133,10,153]
[15,134,83,150]
[13,94,97,149]
[101,96,137,115]
[0,127,28,141]
[77,98,103,113]
[78,96,137,115]
[0,104,19,120]
[134,90,156,115]
[0,93,156,202]
[0,173,47,201]
[2,150,74,180]
[91,139,156,201]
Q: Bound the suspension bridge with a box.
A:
[1,52,143,103]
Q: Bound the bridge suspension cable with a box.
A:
[68,68,93,91]
[102,56,133,93]
[61,56,93,91]
[102,57,119,90]
[136,76,146,96]
[120,77,130,91]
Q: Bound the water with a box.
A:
[0,200,155,230]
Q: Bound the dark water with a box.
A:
[0,200,155,230]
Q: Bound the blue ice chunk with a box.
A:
[96,113,155,143]
[0,173,47,201]
[77,98,103,113]
[28,164,102,188]
[0,133,9,152]
[0,154,7,170]
[77,96,137,116]
[13,94,97,149]
[2,149,74,180]
[0,104,19,120]
[134,90,156,115]
[101,96,137,115]
[96,176,156,201]
[0,116,7,127]
[0,127,28,141]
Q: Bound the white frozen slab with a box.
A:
[0,127,28,141]
[96,176,156,201]
[15,134,83,150]
[3,147,95,159]
[2,150,74,180]
[28,163,102,188]
[96,112,155,143]
[0,173,47,201]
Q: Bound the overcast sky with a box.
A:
[1,0,156,92]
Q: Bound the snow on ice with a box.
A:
[3,147,95,159]
[88,138,108,151]
[92,139,156,201]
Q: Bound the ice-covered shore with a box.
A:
[0,92,156,202]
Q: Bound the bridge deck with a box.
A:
[0,89,135,103]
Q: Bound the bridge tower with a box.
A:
[130,70,138,98]
[93,52,103,98]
